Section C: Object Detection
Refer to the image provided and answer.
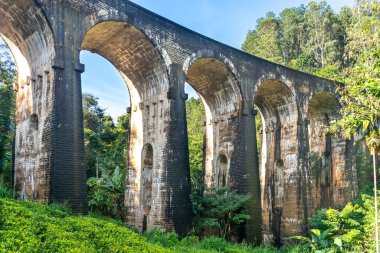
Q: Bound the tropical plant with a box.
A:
[186,98,205,187]
[291,228,343,252]
[193,186,251,240]
[0,41,16,188]
[87,166,126,220]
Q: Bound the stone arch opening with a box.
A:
[185,57,241,188]
[307,92,340,210]
[0,0,54,202]
[81,21,169,99]
[0,35,30,90]
[141,143,153,232]
[253,79,298,245]
[29,114,38,131]
[216,154,229,187]
[80,51,130,179]
[81,20,170,230]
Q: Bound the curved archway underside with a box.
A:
[307,92,340,120]
[187,58,241,115]
[0,0,55,204]
[307,92,342,213]
[81,21,169,99]
[0,0,54,70]
[254,80,296,122]
[254,79,300,244]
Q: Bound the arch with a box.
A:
[81,13,173,69]
[253,79,299,244]
[307,92,340,120]
[0,0,55,72]
[0,1,54,202]
[183,50,239,80]
[142,144,154,168]
[185,57,242,188]
[216,154,229,187]
[141,143,153,221]
[306,92,340,210]
[185,57,242,115]
[29,114,38,131]
[81,22,171,230]
[81,21,169,99]
[253,79,297,122]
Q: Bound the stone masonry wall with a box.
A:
[1,0,358,242]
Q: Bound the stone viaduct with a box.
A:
[0,0,358,245]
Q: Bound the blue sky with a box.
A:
[82,0,355,120]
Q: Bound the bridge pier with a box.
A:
[2,0,358,243]
[242,101,262,245]
[125,64,192,236]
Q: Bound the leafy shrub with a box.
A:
[0,184,12,198]
[0,197,314,253]
[0,198,169,253]
[144,229,180,248]
[296,190,380,252]
[193,186,251,240]
[291,228,343,252]
[87,166,126,220]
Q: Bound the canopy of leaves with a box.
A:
[0,43,16,187]
[186,98,205,186]
[83,93,130,218]
[243,0,380,152]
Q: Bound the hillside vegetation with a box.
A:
[0,196,308,253]
[0,0,379,252]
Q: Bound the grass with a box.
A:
[0,198,307,253]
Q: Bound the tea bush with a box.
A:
[0,197,310,253]
[0,198,169,253]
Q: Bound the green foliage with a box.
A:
[255,108,263,154]
[144,228,309,253]
[83,93,130,219]
[354,142,373,192]
[83,93,129,178]
[87,166,126,220]
[186,98,205,186]
[0,198,169,253]
[293,190,380,252]
[305,1,345,68]
[0,198,310,253]
[291,228,343,252]
[242,12,283,64]
[0,43,16,189]
[193,187,251,240]
[243,1,345,73]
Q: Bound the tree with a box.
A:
[186,98,205,186]
[328,2,380,251]
[82,93,129,178]
[242,12,284,64]
[193,186,251,241]
[279,6,307,64]
[82,93,130,218]
[0,42,16,187]
[305,1,345,68]
[87,166,126,219]
[242,2,346,75]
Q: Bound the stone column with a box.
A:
[125,64,193,236]
[164,64,193,236]
[242,100,262,245]
[47,3,87,212]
